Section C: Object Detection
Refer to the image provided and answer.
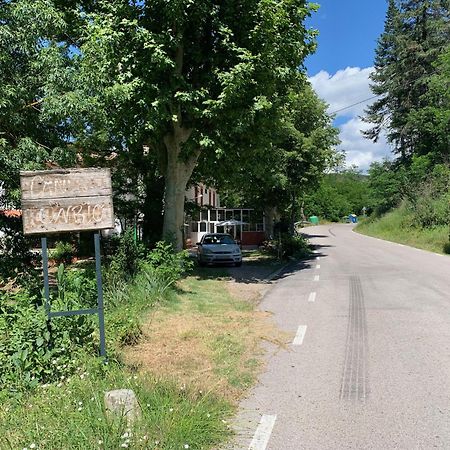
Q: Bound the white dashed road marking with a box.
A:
[316,264,321,269]
[293,325,307,346]
[314,275,320,281]
[249,415,277,450]
[308,292,317,303]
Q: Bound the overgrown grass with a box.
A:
[0,358,230,449]
[356,204,449,254]
[125,274,286,404]
[1,241,286,449]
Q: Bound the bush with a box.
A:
[104,229,146,285]
[0,288,95,393]
[262,233,311,259]
[142,241,193,286]
[414,195,449,228]
[49,241,74,265]
[0,215,38,287]
[444,242,450,255]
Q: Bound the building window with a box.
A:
[192,222,198,232]
[199,222,207,232]
[210,210,217,222]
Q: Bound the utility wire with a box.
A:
[328,95,381,115]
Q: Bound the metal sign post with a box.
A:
[22,168,115,358]
[40,233,107,357]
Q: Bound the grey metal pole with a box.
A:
[41,236,50,316]
[94,232,107,358]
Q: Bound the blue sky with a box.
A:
[306,0,390,171]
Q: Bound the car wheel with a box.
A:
[235,261,242,267]
[198,259,206,267]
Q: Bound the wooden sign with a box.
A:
[20,168,115,235]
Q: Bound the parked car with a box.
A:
[197,233,242,267]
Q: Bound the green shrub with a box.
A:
[0,215,38,287]
[104,229,146,285]
[412,193,450,228]
[0,289,95,393]
[262,233,311,259]
[143,240,193,285]
[444,242,450,255]
[50,241,74,265]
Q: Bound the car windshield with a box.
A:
[202,235,235,245]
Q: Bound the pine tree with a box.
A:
[364,0,450,161]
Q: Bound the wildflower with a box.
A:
[184,445,190,449]
[146,403,150,407]
[98,440,103,445]
[120,444,128,448]
[169,408,174,412]
[98,418,102,422]
[78,401,83,406]
[207,413,211,418]
[57,383,63,388]
[121,432,129,439]
[91,397,95,401]
[133,375,138,380]
[30,445,36,449]
[78,407,82,411]
[154,441,160,445]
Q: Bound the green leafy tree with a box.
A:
[208,84,339,235]
[0,0,74,208]
[46,0,317,249]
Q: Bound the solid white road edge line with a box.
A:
[293,325,307,346]
[308,292,316,303]
[249,415,277,450]
[314,275,320,281]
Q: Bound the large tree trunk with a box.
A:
[162,128,197,251]
[264,205,277,240]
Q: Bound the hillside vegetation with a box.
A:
[355,156,450,255]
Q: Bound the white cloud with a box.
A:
[339,117,390,170]
[309,66,392,171]
[309,66,375,118]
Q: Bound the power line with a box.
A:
[329,95,381,115]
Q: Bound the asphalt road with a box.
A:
[230,224,450,450]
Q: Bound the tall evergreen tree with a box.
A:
[364,0,450,161]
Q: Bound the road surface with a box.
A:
[230,224,450,450]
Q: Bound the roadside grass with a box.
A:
[0,358,230,449]
[356,206,449,254]
[1,250,287,449]
[124,274,288,403]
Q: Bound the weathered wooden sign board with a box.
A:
[20,168,115,235]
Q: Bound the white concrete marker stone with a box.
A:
[249,414,277,450]
[104,389,141,425]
